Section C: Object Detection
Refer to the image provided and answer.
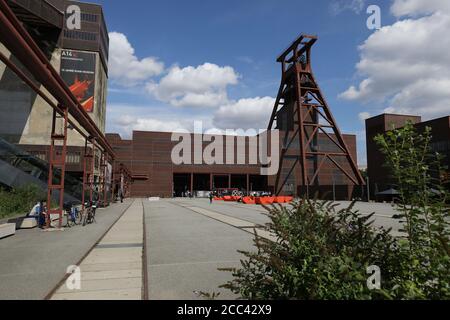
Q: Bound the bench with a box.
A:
[19,218,38,229]
[0,223,16,239]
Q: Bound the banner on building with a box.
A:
[60,49,96,113]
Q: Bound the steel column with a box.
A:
[82,138,96,211]
[46,107,69,229]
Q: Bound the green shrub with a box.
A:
[221,200,402,300]
[374,122,449,299]
[221,123,449,300]
[0,184,46,219]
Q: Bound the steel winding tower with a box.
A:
[268,34,364,197]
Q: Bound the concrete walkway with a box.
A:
[51,199,144,300]
[144,200,254,300]
[0,199,133,300]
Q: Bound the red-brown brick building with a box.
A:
[107,130,359,199]
[366,114,450,197]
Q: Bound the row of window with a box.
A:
[81,13,98,23]
[29,151,81,164]
[63,29,97,42]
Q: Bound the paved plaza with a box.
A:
[0,198,404,300]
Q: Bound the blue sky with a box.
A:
[84,0,450,166]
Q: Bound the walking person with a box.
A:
[209,192,213,204]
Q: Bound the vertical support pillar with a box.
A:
[295,65,308,198]
[228,174,231,189]
[99,152,107,207]
[46,107,69,229]
[103,155,109,206]
[246,174,250,195]
[190,173,194,194]
[110,160,115,203]
[82,138,96,211]
[210,173,213,191]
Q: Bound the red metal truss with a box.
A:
[111,163,132,201]
[46,108,69,229]
[99,152,109,207]
[82,139,96,211]
[268,34,364,197]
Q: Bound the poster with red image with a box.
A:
[60,49,96,113]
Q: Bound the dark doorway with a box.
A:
[193,174,210,191]
[231,175,247,190]
[249,175,268,192]
[173,173,191,197]
[213,175,229,189]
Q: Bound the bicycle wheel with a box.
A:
[82,210,89,226]
[78,209,84,225]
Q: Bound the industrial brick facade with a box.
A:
[107,131,359,199]
[366,114,450,197]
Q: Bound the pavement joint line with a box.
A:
[96,243,143,249]
[142,199,149,301]
[186,206,259,228]
[44,200,135,300]
[170,202,275,241]
[176,203,261,227]
[181,199,398,219]
[148,260,242,268]
[190,200,397,219]
[53,286,142,295]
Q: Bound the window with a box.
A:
[64,30,97,41]
[30,151,47,162]
[81,13,98,23]
[66,152,81,164]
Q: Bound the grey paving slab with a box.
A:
[56,277,142,294]
[175,199,270,225]
[0,199,133,300]
[51,288,141,300]
[51,199,144,300]
[79,269,141,281]
[80,262,141,272]
[177,198,405,236]
[184,206,258,228]
[144,200,254,300]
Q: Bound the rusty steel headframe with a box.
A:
[268,34,365,197]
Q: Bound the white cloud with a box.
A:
[340,0,450,119]
[330,0,366,15]
[106,103,217,138]
[391,0,450,17]
[119,116,186,133]
[358,112,371,122]
[147,63,240,108]
[109,32,164,86]
[213,96,275,130]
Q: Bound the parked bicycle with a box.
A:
[82,201,97,226]
[64,201,80,228]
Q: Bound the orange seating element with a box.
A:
[242,197,256,205]
[284,196,294,203]
[273,196,285,203]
